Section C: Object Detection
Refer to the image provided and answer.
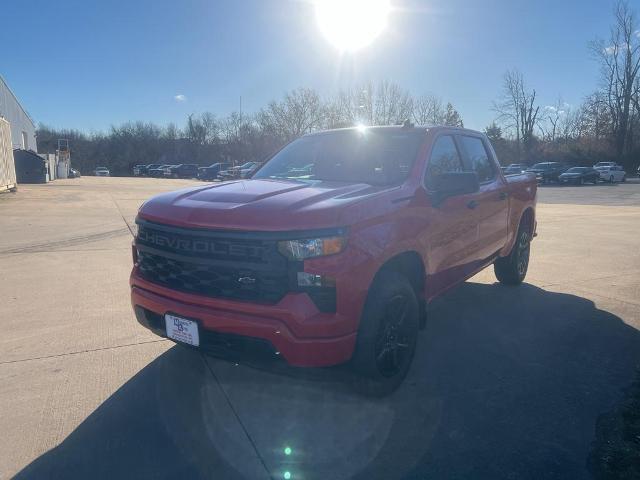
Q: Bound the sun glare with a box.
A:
[315,0,391,52]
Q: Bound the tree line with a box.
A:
[36,81,464,176]
[37,1,640,175]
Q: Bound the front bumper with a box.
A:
[131,272,357,367]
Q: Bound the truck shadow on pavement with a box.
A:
[14,283,640,480]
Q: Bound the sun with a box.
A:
[315,0,391,52]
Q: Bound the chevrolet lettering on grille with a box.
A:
[138,229,264,258]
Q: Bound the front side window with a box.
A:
[459,136,495,182]
[424,135,463,190]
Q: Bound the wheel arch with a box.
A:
[520,207,535,234]
[367,251,427,329]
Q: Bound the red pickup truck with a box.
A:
[131,125,537,394]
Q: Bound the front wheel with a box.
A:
[494,224,531,285]
[352,271,419,397]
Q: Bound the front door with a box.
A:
[456,134,509,261]
[420,133,482,298]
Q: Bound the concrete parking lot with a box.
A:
[1,177,639,480]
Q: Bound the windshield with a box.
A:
[254,129,424,185]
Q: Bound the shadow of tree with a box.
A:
[14,283,640,480]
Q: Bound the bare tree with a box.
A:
[373,81,413,125]
[493,69,541,161]
[257,88,324,141]
[577,92,612,139]
[412,95,445,124]
[590,0,640,156]
[540,98,570,142]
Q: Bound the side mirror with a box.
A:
[431,172,480,206]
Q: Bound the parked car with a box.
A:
[218,162,252,181]
[131,125,537,395]
[198,162,230,181]
[133,164,146,176]
[558,167,600,185]
[95,167,110,177]
[525,162,567,183]
[502,165,525,175]
[141,164,160,176]
[161,165,176,177]
[147,164,172,178]
[507,163,527,172]
[68,168,81,178]
[595,164,626,183]
[218,162,259,181]
[165,164,199,178]
[593,161,619,169]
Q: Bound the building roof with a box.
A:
[0,74,36,128]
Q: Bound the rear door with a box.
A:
[456,134,510,261]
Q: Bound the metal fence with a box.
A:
[0,118,17,192]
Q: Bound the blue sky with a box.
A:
[1,0,614,132]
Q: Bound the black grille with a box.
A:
[136,222,289,303]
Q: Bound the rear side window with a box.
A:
[459,136,496,183]
[425,135,463,190]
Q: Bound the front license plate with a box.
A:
[165,314,200,346]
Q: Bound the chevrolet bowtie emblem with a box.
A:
[237,276,256,285]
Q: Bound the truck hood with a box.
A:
[138,179,393,231]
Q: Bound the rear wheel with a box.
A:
[494,222,531,285]
[352,271,419,397]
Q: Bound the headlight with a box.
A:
[278,236,346,260]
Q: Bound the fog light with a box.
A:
[297,272,321,287]
[297,272,335,287]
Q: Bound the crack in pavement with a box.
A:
[202,355,274,480]
[108,193,137,237]
[0,228,130,256]
[0,339,169,366]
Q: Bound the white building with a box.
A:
[0,75,37,152]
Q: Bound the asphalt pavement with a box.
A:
[0,177,639,480]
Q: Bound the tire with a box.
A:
[494,222,531,285]
[579,177,584,185]
[610,175,614,183]
[352,271,419,397]
[593,176,599,184]
[622,175,626,183]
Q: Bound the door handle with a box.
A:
[467,200,479,209]
[499,192,508,200]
